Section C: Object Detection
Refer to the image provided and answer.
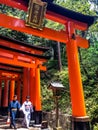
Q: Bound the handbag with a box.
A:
[6,117,10,124]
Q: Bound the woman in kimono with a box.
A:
[20,96,33,128]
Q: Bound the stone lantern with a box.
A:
[48,82,64,130]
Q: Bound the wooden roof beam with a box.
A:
[0,44,50,60]
[0,0,95,30]
[0,35,50,53]
[0,13,68,43]
[0,50,47,71]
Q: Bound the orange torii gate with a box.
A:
[0,0,95,129]
[0,34,50,120]
[0,64,22,114]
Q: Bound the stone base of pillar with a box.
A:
[0,107,8,116]
[41,121,48,129]
[71,116,91,130]
[35,111,42,124]
[53,127,62,130]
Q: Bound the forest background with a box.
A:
[0,0,98,130]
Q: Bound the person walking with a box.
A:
[20,96,33,128]
[8,95,21,129]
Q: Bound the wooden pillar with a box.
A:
[34,62,42,124]
[35,65,41,111]
[0,80,2,106]
[16,80,21,102]
[66,22,90,130]
[2,80,9,107]
[66,22,86,117]
[10,79,15,101]
[22,67,30,103]
[30,68,35,106]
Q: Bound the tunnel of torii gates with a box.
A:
[0,0,95,129]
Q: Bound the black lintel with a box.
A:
[0,44,51,60]
[0,63,23,69]
[0,67,22,74]
[42,0,95,27]
[0,35,50,52]
[9,0,95,27]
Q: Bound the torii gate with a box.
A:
[0,34,50,111]
[0,0,95,130]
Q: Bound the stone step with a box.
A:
[0,115,50,130]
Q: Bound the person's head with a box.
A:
[13,95,17,101]
[26,96,30,101]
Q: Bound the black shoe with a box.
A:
[14,126,17,130]
[10,124,13,129]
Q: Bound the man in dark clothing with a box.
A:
[8,95,21,129]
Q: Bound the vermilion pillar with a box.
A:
[10,79,15,101]
[0,80,2,106]
[30,68,35,106]
[34,62,42,124]
[22,67,30,103]
[66,22,86,116]
[35,65,41,111]
[66,22,90,130]
[16,80,21,102]
[2,80,9,107]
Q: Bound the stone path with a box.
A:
[0,115,42,130]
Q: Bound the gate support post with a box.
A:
[0,79,2,107]
[22,67,30,103]
[30,68,35,106]
[10,79,15,101]
[34,60,42,125]
[16,79,21,102]
[3,80,9,107]
[66,21,90,130]
[71,116,90,130]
